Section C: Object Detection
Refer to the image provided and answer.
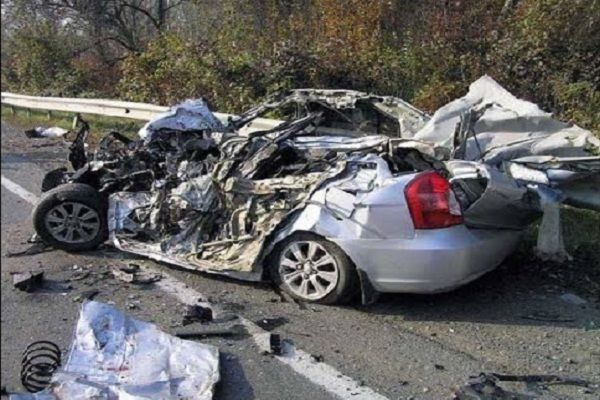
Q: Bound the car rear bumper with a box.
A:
[332,225,520,293]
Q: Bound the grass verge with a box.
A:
[1,105,142,143]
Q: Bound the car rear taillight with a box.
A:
[404,171,463,229]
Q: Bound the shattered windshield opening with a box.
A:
[231,89,428,139]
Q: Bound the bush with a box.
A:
[2,0,599,136]
[490,0,600,132]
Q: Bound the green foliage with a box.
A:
[1,20,114,98]
[490,0,600,131]
[117,34,206,105]
[2,0,599,135]
[2,22,79,95]
[1,105,141,144]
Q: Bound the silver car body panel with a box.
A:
[262,156,520,293]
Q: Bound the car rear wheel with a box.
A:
[33,183,108,251]
[270,233,359,304]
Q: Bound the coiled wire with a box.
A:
[20,341,61,392]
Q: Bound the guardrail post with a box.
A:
[47,110,52,120]
[26,108,31,117]
[10,106,16,115]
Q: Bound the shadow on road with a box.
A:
[361,251,598,330]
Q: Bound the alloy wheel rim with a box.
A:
[44,202,100,244]
[279,240,339,300]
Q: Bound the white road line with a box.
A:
[1,175,39,205]
[147,266,389,400]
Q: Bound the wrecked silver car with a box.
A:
[32,80,600,304]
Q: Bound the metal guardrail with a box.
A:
[1,92,170,120]
[1,92,280,132]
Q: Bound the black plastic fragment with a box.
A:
[269,333,282,355]
[183,305,214,325]
[13,271,44,292]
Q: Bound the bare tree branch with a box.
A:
[120,2,161,29]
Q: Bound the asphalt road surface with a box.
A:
[1,119,599,399]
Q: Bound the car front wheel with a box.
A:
[270,233,359,304]
[33,183,108,251]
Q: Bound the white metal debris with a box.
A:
[534,185,571,262]
[411,75,600,164]
[138,98,224,142]
[11,301,219,400]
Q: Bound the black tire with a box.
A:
[41,168,69,192]
[33,183,108,251]
[269,232,359,305]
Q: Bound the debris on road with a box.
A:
[66,269,90,282]
[27,233,41,244]
[255,317,289,331]
[183,304,214,325]
[12,271,44,292]
[453,372,595,400]
[20,341,61,393]
[111,263,162,284]
[520,311,575,323]
[254,332,285,356]
[72,289,99,302]
[24,126,69,139]
[175,323,246,338]
[10,301,220,400]
[269,333,282,355]
[491,373,591,387]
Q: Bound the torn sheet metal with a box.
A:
[559,174,600,211]
[11,301,219,400]
[230,89,430,138]
[108,142,347,275]
[407,76,599,231]
[447,161,542,230]
[533,185,571,262]
[290,135,389,152]
[411,75,600,165]
[138,98,224,143]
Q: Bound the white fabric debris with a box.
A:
[25,126,69,138]
[11,301,219,400]
[139,99,224,142]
